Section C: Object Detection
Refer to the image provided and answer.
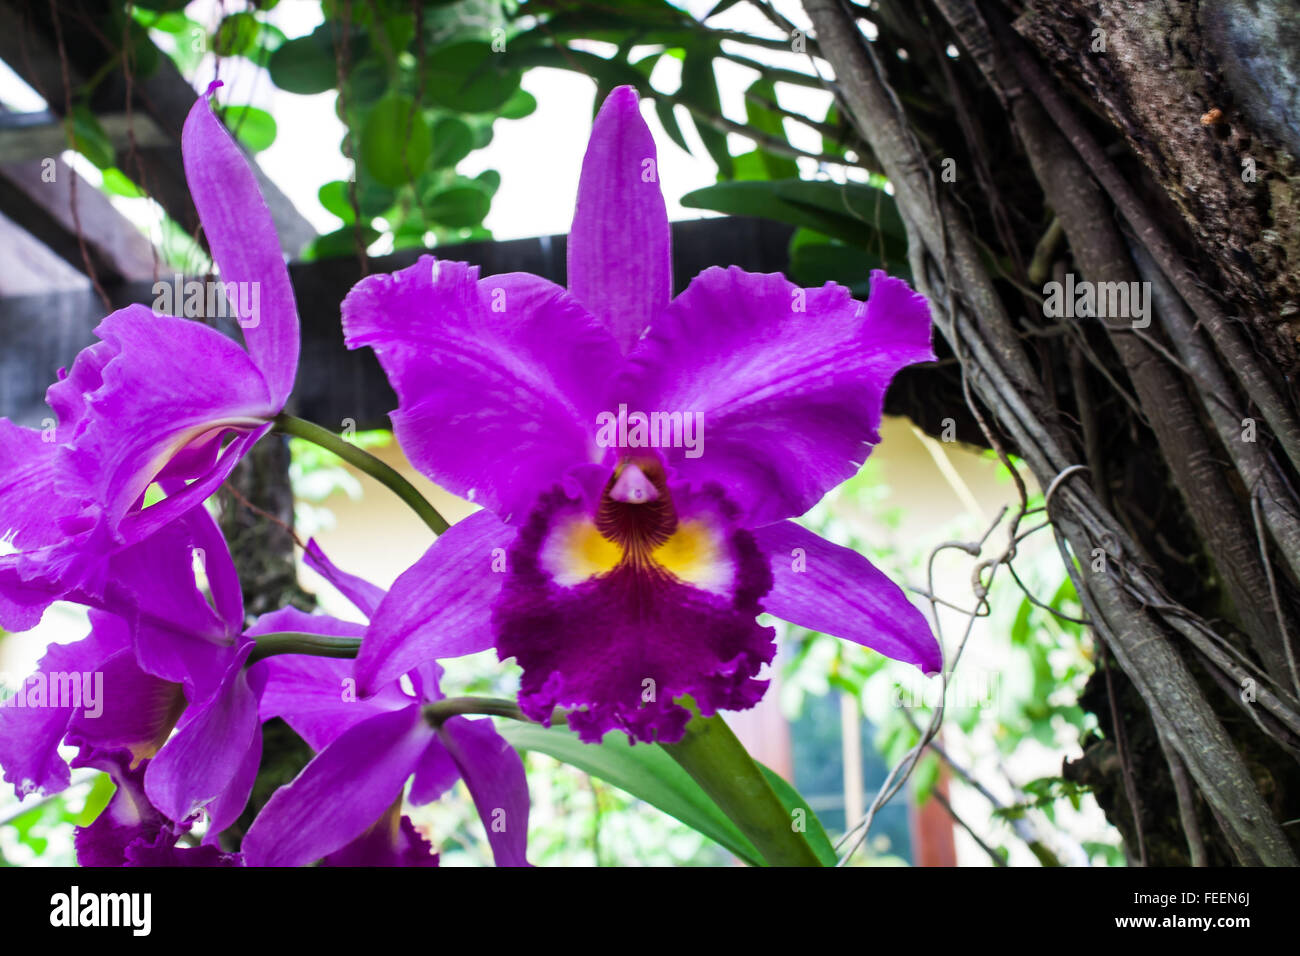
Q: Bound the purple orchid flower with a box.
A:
[239,543,529,867]
[0,82,297,631]
[341,86,941,743]
[0,503,264,844]
[70,742,240,868]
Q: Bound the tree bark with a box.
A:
[804,0,1300,865]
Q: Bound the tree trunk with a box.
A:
[805,0,1300,865]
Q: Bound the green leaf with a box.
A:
[318,179,356,224]
[122,20,161,78]
[378,12,415,59]
[663,708,824,866]
[759,766,838,865]
[213,12,263,58]
[912,751,941,803]
[69,106,114,169]
[679,41,733,178]
[474,168,501,197]
[134,10,199,35]
[131,0,191,11]
[356,175,397,218]
[497,721,765,867]
[429,116,474,169]
[302,225,379,260]
[470,120,494,150]
[511,0,695,48]
[682,178,907,250]
[100,166,143,198]
[222,105,277,153]
[345,58,389,106]
[422,41,522,113]
[423,184,490,228]
[789,236,877,294]
[360,95,432,187]
[499,88,537,120]
[269,23,365,95]
[741,77,798,179]
[76,773,116,827]
[502,46,651,100]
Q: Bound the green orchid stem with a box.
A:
[272,412,449,535]
[247,631,361,663]
[422,696,542,726]
[663,704,824,867]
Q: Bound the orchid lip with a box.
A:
[127,415,270,510]
[596,457,676,562]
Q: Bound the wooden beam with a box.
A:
[0,109,170,163]
[0,208,89,294]
[0,0,315,256]
[0,218,795,429]
[0,156,156,284]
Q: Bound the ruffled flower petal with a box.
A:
[0,420,64,549]
[71,745,170,867]
[56,305,274,538]
[70,743,240,867]
[494,473,775,743]
[617,268,935,526]
[321,799,438,867]
[122,833,241,867]
[0,619,128,798]
[341,256,620,521]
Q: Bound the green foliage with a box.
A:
[221,105,277,153]
[68,106,114,170]
[683,177,910,291]
[259,7,538,251]
[499,720,835,866]
[422,41,522,113]
[499,721,767,866]
[423,183,491,228]
[679,40,733,179]
[734,78,798,180]
[214,11,285,59]
[100,166,145,198]
[682,177,907,249]
[360,95,433,187]
[269,23,362,95]
[130,0,191,11]
[776,457,1118,864]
